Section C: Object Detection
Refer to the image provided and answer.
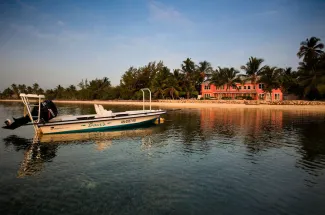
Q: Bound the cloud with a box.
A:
[10,24,55,40]
[10,24,88,43]
[57,20,65,26]
[16,0,36,11]
[148,1,192,26]
[213,8,280,28]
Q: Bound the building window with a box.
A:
[244,86,246,89]
[275,94,280,100]
[218,85,224,90]
[239,86,241,90]
[259,94,264,100]
[259,84,264,89]
[248,86,251,90]
[204,85,210,90]
[205,94,211,98]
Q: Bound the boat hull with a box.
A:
[38,128,154,143]
[38,114,161,134]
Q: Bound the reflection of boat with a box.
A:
[3,88,166,135]
[9,127,156,178]
[37,128,154,143]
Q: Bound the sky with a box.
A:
[0,0,325,90]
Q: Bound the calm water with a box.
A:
[1,103,325,215]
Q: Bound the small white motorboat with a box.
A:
[3,88,166,135]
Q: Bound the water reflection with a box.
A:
[200,108,325,175]
[3,135,57,178]
[2,106,325,179]
[3,135,32,151]
[163,108,325,176]
[2,103,325,214]
[3,127,158,178]
[293,120,325,177]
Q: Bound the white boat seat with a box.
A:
[94,104,112,117]
[94,104,101,115]
[49,115,75,122]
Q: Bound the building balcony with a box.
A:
[203,89,258,93]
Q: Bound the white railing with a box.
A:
[140,88,151,111]
[19,93,45,133]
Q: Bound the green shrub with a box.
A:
[221,97,232,100]
[235,96,254,100]
[191,91,199,97]
[179,91,186,98]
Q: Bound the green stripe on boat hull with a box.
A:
[43,118,158,135]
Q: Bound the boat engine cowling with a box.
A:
[2,100,58,130]
[33,100,58,122]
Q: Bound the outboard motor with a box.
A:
[2,100,58,130]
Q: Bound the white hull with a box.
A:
[38,114,162,134]
[37,127,154,143]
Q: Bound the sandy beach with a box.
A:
[2,99,325,111]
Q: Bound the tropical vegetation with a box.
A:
[1,36,325,100]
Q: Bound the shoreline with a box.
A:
[2,99,325,111]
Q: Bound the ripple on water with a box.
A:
[1,104,325,214]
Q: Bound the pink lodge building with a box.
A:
[201,81,283,100]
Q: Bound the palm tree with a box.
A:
[181,58,196,99]
[296,37,325,99]
[240,57,266,94]
[258,66,281,100]
[164,74,180,100]
[173,69,184,86]
[38,88,44,95]
[11,84,19,98]
[208,67,225,88]
[196,61,213,80]
[32,83,39,94]
[195,61,213,95]
[173,69,186,98]
[151,66,171,99]
[27,86,33,94]
[297,37,324,63]
[87,77,111,100]
[45,89,56,100]
[18,84,27,94]
[66,85,77,99]
[221,67,242,91]
[279,67,298,94]
[1,88,14,98]
[208,67,241,99]
[54,85,65,99]
[297,58,325,98]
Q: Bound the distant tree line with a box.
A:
[1,36,324,100]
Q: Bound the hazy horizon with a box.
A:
[1,0,325,90]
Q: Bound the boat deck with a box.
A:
[48,110,164,123]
